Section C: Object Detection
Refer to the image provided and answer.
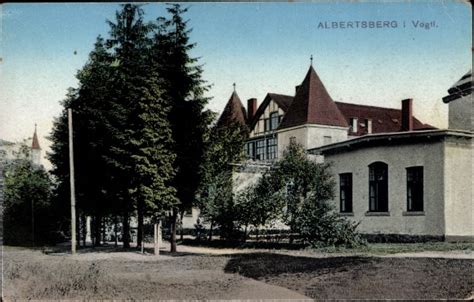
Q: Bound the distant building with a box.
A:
[0,125,42,167]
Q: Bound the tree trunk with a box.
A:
[114,215,118,248]
[170,210,177,253]
[179,210,184,241]
[101,216,106,245]
[82,213,86,247]
[76,212,81,248]
[243,225,248,242]
[122,211,130,248]
[93,214,102,247]
[137,199,144,251]
[208,221,213,241]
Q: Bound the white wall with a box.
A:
[443,137,473,239]
[277,124,348,157]
[448,94,473,131]
[325,141,446,236]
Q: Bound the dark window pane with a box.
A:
[407,166,423,211]
[368,162,388,212]
[340,173,353,213]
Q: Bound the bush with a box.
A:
[295,197,366,247]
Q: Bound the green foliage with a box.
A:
[3,146,59,245]
[198,123,247,239]
[153,4,213,214]
[48,4,180,248]
[252,142,365,247]
[295,197,365,247]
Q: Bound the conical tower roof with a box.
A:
[216,90,247,128]
[32,124,41,150]
[279,65,348,129]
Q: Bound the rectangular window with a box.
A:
[350,118,358,133]
[323,136,332,145]
[246,142,255,160]
[365,119,372,134]
[264,118,270,132]
[340,173,353,213]
[184,207,193,217]
[289,136,296,145]
[256,139,266,160]
[407,166,423,211]
[270,112,279,130]
[266,137,278,160]
[369,162,388,212]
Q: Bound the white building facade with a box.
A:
[197,65,473,241]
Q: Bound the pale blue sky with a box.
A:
[0,2,471,168]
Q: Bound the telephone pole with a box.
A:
[68,108,76,254]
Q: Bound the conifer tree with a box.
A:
[153,4,213,252]
[50,4,178,250]
[105,4,177,250]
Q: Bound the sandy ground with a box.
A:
[2,243,473,300]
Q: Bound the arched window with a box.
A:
[368,162,388,212]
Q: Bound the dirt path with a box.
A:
[3,245,472,300]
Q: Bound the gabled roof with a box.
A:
[278,66,348,129]
[443,70,472,103]
[32,126,41,150]
[216,91,248,128]
[249,93,293,128]
[335,102,436,135]
[267,93,293,111]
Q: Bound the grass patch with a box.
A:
[306,242,474,255]
[181,239,473,255]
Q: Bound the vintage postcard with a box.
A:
[0,1,472,300]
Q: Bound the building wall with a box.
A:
[277,124,348,157]
[443,137,473,239]
[448,94,473,131]
[325,141,446,236]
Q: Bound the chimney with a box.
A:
[295,85,301,95]
[401,98,413,131]
[247,98,257,121]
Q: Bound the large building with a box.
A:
[203,64,473,241]
[217,65,434,165]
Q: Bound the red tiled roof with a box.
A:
[278,66,348,129]
[32,126,41,150]
[216,91,248,128]
[335,102,436,136]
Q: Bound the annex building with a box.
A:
[187,64,473,241]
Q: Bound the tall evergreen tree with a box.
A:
[153,4,213,252]
[105,4,176,250]
[49,4,177,250]
[49,36,115,247]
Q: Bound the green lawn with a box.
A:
[307,242,474,255]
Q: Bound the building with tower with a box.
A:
[0,125,42,167]
[204,62,473,241]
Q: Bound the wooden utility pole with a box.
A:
[68,108,77,254]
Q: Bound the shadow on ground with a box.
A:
[223,252,473,299]
[224,252,369,278]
